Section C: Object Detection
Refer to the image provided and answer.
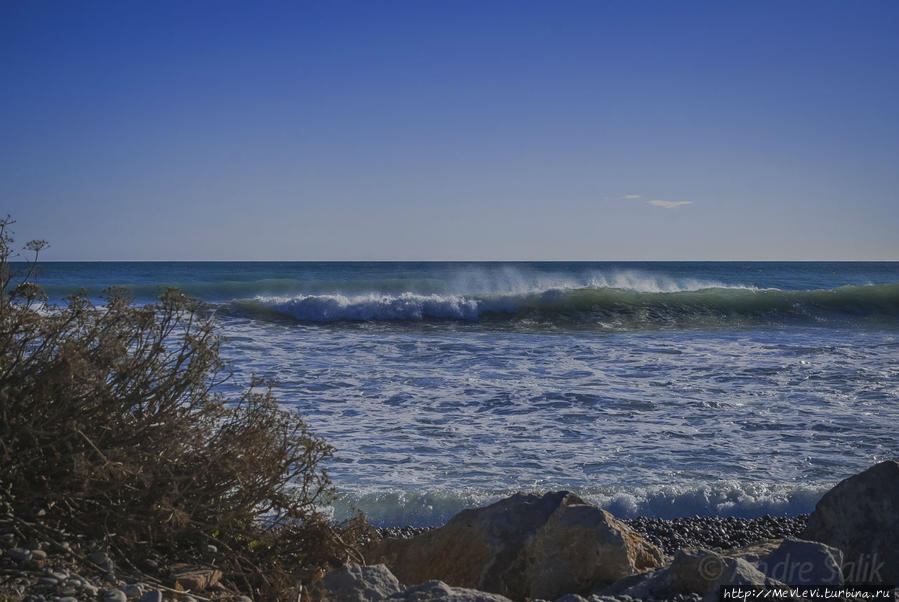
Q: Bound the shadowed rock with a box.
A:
[757,538,843,586]
[803,460,899,583]
[601,548,786,601]
[389,580,513,601]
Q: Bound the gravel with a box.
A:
[624,514,809,556]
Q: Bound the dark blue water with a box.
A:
[26,261,899,524]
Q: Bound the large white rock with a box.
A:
[371,492,663,601]
[306,564,403,601]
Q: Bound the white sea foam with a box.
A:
[444,266,756,295]
[253,292,483,321]
[585,272,759,293]
[330,481,829,526]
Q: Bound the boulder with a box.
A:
[371,492,663,601]
[803,460,899,583]
[389,580,513,601]
[700,557,785,602]
[525,499,664,599]
[306,564,403,601]
[601,549,725,599]
[601,548,785,601]
[757,538,843,585]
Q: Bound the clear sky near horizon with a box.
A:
[1,1,898,261]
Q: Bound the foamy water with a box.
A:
[29,261,899,525]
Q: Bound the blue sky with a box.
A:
[2,1,898,260]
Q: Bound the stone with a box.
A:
[88,550,115,572]
[121,583,144,598]
[171,565,223,592]
[724,539,783,563]
[803,460,899,583]
[306,563,403,601]
[525,498,664,600]
[757,538,843,585]
[389,580,514,601]
[602,548,786,602]
[601,549,724,599]
[8,548,32,562]
[139,592,163,602]
[372,492,662,601]
[700,558,786,602]
[29,549,47,560]
[103,589,128,602]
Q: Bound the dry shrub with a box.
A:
[0,217,369,599]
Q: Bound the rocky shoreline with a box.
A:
[2,461,896,602]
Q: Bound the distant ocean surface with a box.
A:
[32,262,899,525]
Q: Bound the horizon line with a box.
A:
[23,258,899,263]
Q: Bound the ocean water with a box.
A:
[30,262,899,525]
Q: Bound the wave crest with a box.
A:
[228,283,899,329]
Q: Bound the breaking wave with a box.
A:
[228,283,899,330]
[330,481,828,526]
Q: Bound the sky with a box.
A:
[1,0,898,261]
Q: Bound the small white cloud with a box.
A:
[623,194,641,199]
[649,199,693,209]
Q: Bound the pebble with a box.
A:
[88,549,115,573]
[30,549,48,560]
[623,514,809,556]
[139,591,163,602]
[103,588,128,602]
[88,550,109,562]
[0,533,17,547]
[8,548,32,562]
[121,583,143,598]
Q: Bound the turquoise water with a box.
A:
[29,262,899,524]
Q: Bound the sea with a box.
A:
[31,261,899,526]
